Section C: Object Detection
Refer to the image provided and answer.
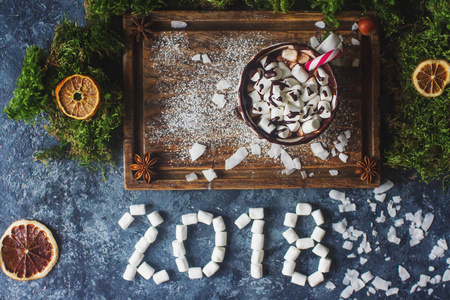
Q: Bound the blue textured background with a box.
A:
[0,1,449,299]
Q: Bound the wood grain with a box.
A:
[123,11,380,190]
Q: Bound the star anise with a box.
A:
[355,156,378,184]
[130,152,158,183]
[129,17,152,43]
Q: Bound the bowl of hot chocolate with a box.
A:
[237,43,338,146]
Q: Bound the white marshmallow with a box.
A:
[130,204,146,216]
[282,49,298,61]
[284,77,301,88]
[299,106,314,123]
[118,212,134,230]
[235,213,251,229]
[248,208,264,219]
[203,261,220,277]
[248,90,262,103]
[283,228,300,244]
[319,85,332,101]
[312,243,329,258]
[251,219,265,234]
[215,232,227,247]
[302,118,321,134]
[277,61,291,77]
[198,210,214,225]
[182,213,198,225]
[260,55,277,70]
[153,270,170,285]
[254,77,272,94]
[286,121,300,132]
[296,238,315,249]
[318,101,332,119]
[284,212,298,228]
[286,89,303,107]
[296,203,312,215]
[306,95,321,110]
[311,226,326,242]
[176,225,187,241]
[144,226,158,243]
[318,257,332,273]
[292,64,309,83]
[276,125,290,139]
[147,211,164,227]
[172,240,186,257]
[270,106,284,122]
[284,246,301,261]
[135,237,151,254]
[188,267,203,279]
[175,256,189,272]
[249,68,263,82]
[252,101,270,114]
[123,264,137,281]
[257,117,276,134]
[292,272,307,286]
[211,246,226,263]
[129,250,144,267]
[251,250,264,264]
[301,83,318,102]
[283,104,301,121]
[282,260,296,276]
[251,233,265,250]
[315,68,329,85]
[311,209,325,225]
[137,262,155,280]
[213,216,226,232]
[251,263,263,279]
[308,271,325,287]
[265,67,283,81]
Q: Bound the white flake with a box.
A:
[211,93,227,108]
[225,147,248,170]
[374,180,394,194]
[352,22,358,30]
[315,21,326,29]
[192,54,201,61]
[310,36,320,49]
[421,213,434,232]
[202,53,211,64]
[376,211,386,223]
[374,193,387,202]
[325,281,336,290]
[339,153,348,163]
[185,172,198,182]
[351,38,360,45]
[171,21,187,28]
[329,170,339,176]
[216,79,232,90]
[372,276,392,291]
[189,143,206,161]
[250,144,261,155]
[202,169,217,182]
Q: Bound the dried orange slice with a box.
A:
[412,59,450,97]
[55,74,101,119]
[0,220,59,281]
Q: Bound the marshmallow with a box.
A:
[172,240,186,257]
[215,232,227,246]
[203,261,220,277]
[318,257,332,273]
[254,77,272,94]
[188,267,203,279]
[300,106,314,123]
[198,210,214,225]
[278,61,291,77]
[315,68,329,85]
[286,120,300,132]
[312,243,329,258]
[282,49,298,61]
[296,238,315,249]
[175,256,189,272]
[249,208,264,219]
[292,272,307,286]
[283,104,301,121]
[268,93,286,107]
[291,64,309,83]
[276,125,290,139]
[249,68,263,82]
[306,96,321,110]
[252,101,270,114]
[284,212,298,228]
[320,85,332,101]
[176,225,187,241]
[270,106,284,122]
[283,228,299,244]
[284,246,301,261]
[251,263,263,279]
[235,213,252,229]
[264,67,283,81]
[182,213,198,225]
[308,271,325,287]
[248,90,262,104]
[129,250,144,267]
[135,237,151,254]
[137,262,155,280]
[296,203,312,215]
[286,89,303,107]
[311,226,326,242]
[284,77,300,88]
[251,220,265,234]
[130,204,146,216]
[211,246,226,263]
[144,226,158,243]
[318,101,332,118]
[257,117,276,134]
[153,270,170,285]
[301,83,318,102]
[260,54,277,70]
[251,233,265,250]
[118,212,134,230]
[147,211,164,227]
[213,216,226,232]
[311,209,325,225]
[251,250,264,264]
[282,260,296,276]
[123,264,137,281]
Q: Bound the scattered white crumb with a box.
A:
[398,265,411,281]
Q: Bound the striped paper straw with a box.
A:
[304,48,342,71]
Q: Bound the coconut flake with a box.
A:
[202,53,211,64]
[398,265,410,281]
[418,274,431,287]
[171,21,188,28]
[325,281,336,290]
[437,238,448,250]
[352,58,360,67]
[329,189,346,202]
[225,147,248,170]
[293,158,301,170]
[375,193,387,202]
[339,153,348,163]
[211,93,227,108]
[315,21,326,29]
[185,172,198,182]
[300,170,307,179]
[280,149,296,170]
[352,22,359,31]
[374,180,394,194]
[393,196,402,203]
[387,227,401,245]
[250,144,261,156]
[340,285,354,299]
[421,213,434,232]
[360,257,368,265]
[351,38,360,45]
[372,276,392,291]
[216,79,233,90]
[376,211,386,223]
[282,168,296,175]
[268,144,282,158]
[189,143,206,161]
[202,168,217,182]
[329,170,339,176]
[192,54,201,61]
[310,36,320,49]
[443,269,450,282]
[386,288,399,296]
[394,219,404,227]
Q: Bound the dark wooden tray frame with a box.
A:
[123,11,380,190]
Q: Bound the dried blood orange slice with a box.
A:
[412,59,450,97]
[55,74,101,120]
[0,220,59,281]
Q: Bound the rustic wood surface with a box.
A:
[123,11,380,190]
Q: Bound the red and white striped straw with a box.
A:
[304,48,342,71]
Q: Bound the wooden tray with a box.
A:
[123,11,380,190]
